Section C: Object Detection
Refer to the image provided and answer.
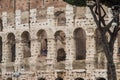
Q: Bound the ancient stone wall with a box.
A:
[0,0,120,80]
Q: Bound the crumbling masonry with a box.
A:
[0,0,120,80]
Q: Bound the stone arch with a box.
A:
[54,11,66,26]
[75,77,84,80]
[7,33,16,62]
[55,77,63,80]
[37,29,47,57]
[54,30,66,62]
[96,77,106,80]
[95,29,106,69]
[37,78,46,80]
[0,36,2,63]
[21,31,31,58]
[74,28,86,60]
[6,77,12,80]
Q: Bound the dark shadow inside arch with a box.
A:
[74,28,86,60]
[37,78,46,80]
[21,31,31,58]
[54,30,66,62]
[97,77,106,80]
[37,29,48,57]
[57,48,66,62]
[7,33,16,62]
[0,37,2,63]
[75,77,84,80]
[7,77,12,80]
[55,77,63,80]
[11,44,15,62]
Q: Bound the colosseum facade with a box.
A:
[0,0,120,80]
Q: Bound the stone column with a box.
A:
[46,37,56,80]
[15,38,24,71]
[1,40,8,74]
[65,29,75,80]
[29,38,39,71]
[85,33,96,80]
[65,36,74,70]
[65,5,75,79]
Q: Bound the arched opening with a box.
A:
[74,28,86,60]
[6,77,12,80]
[21,31,31,58]
[55,77,63,80]
[97,77,106,80]
[7,33,16,62]
[75,77,84,80]
[54,11,66,26]
[0,37,2,63]
[54,30,66,62]
[95,29,106,69]
[37,78,46,80]
[37,29,47,57]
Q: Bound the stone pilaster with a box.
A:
[2,12,7,31]
[66,5,74,27]
[65,29,75,80]
[29,38,39,71]
[30,9,37,25]
[15,10,21,29]
[113,38,119,68]
[46,37,56,71]
[47,7,55,27]
[15,39,24,71]
[86,34,96,72]
[1,41,7,74]
[65,36,74,70]
[85,7,93,19]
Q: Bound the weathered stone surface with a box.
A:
[0,1,120,80]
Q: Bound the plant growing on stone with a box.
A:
[63,0,120,80]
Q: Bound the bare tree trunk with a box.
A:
[89,0,118,79]
[107,57,117,80]
[101,33,117,80]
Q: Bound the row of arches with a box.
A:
[6,77,105,80]
[37,77,106,80]
[0,28,116,64]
